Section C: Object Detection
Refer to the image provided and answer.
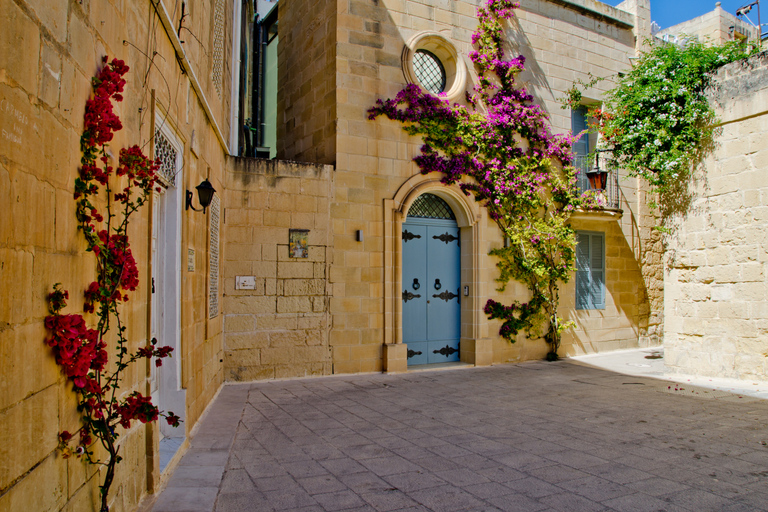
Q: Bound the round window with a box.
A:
[413,50,446,95]
[402,32,466,102]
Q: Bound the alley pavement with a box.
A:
[147,359,768,512]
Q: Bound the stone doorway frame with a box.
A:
[383,174,493,372]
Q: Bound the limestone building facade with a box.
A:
[11,0,764,510]
[221,0,663,382]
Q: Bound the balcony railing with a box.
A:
[573,155,620,210]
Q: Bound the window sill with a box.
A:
[570,208,623,222]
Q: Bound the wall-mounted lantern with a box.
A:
[186,179,216,213]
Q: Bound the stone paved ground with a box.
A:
[149,361,768,512]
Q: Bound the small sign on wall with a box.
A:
[187,249,195,272]
[289,229,309,258]
[235,276,256,290]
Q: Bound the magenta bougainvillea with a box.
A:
[45,57,179,512]
[369,0,581,358]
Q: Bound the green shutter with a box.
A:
[575,231,605,310]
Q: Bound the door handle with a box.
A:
[412,278,420,290]
[434,279,441,290]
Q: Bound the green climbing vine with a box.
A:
[563,38,759,214]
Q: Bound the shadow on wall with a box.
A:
[506,15,554,106]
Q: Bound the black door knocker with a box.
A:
[434,279,441,290]
[412,278,420,290]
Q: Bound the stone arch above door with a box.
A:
[383,174,491,372]
[392,174,480,229]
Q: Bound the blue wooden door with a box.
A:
[402,214,461,365]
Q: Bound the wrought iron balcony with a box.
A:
[573,154,620,210]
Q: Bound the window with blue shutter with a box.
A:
[572,106,590,193]
[576,231,605,310]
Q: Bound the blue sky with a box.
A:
[604,1,756,29]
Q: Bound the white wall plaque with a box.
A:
[236,276,256,290]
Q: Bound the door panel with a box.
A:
[402,224,427,344]
[403,219,460,365]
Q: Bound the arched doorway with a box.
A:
[402,193,461,365]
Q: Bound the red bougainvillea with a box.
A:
[45,57,179,512]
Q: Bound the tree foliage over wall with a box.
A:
[566,39,759,214]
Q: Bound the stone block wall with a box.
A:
[277,0,337,164]
[0,0,232,509]
[664,53,768,381]
[223,158,333,380]
[327,0,659,370]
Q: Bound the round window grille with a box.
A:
[413,50,446,95]
[407,193,455,220]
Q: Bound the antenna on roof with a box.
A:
[736,0,764,40]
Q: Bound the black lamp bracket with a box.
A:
[186,178,216,213]
[186,190,205,212]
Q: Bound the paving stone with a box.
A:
[253,475,299,492]
[284,459,331,478]
[360,489,420,511]
[502,476,562,499]
[538,492,608,511]
[624,476,690,497]
[526,464,591,484]
[432,468,490,487]
[261,489,318,510]
[338,472,393,493]
[319,457,369,476]
[152,487,218,512]
[557,475,635,502]
[407,484,488,511]
[383,471,447,493]
[152,363,768,512]
[660,488,734,510]
[218,469,255,493]
[584,462,655,484]
[412,455,462,472]
[339,442,390,459]
[214,490,271,512]
[602,492,691,512]
[359,455,423,476]
[485,493,549,512]
[297,474,348,494]
[462,481,516,499]
[476,465,527,483]
[168,466,226,488]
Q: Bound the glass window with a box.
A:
[413,50,446,95]
[571,105,590,193]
